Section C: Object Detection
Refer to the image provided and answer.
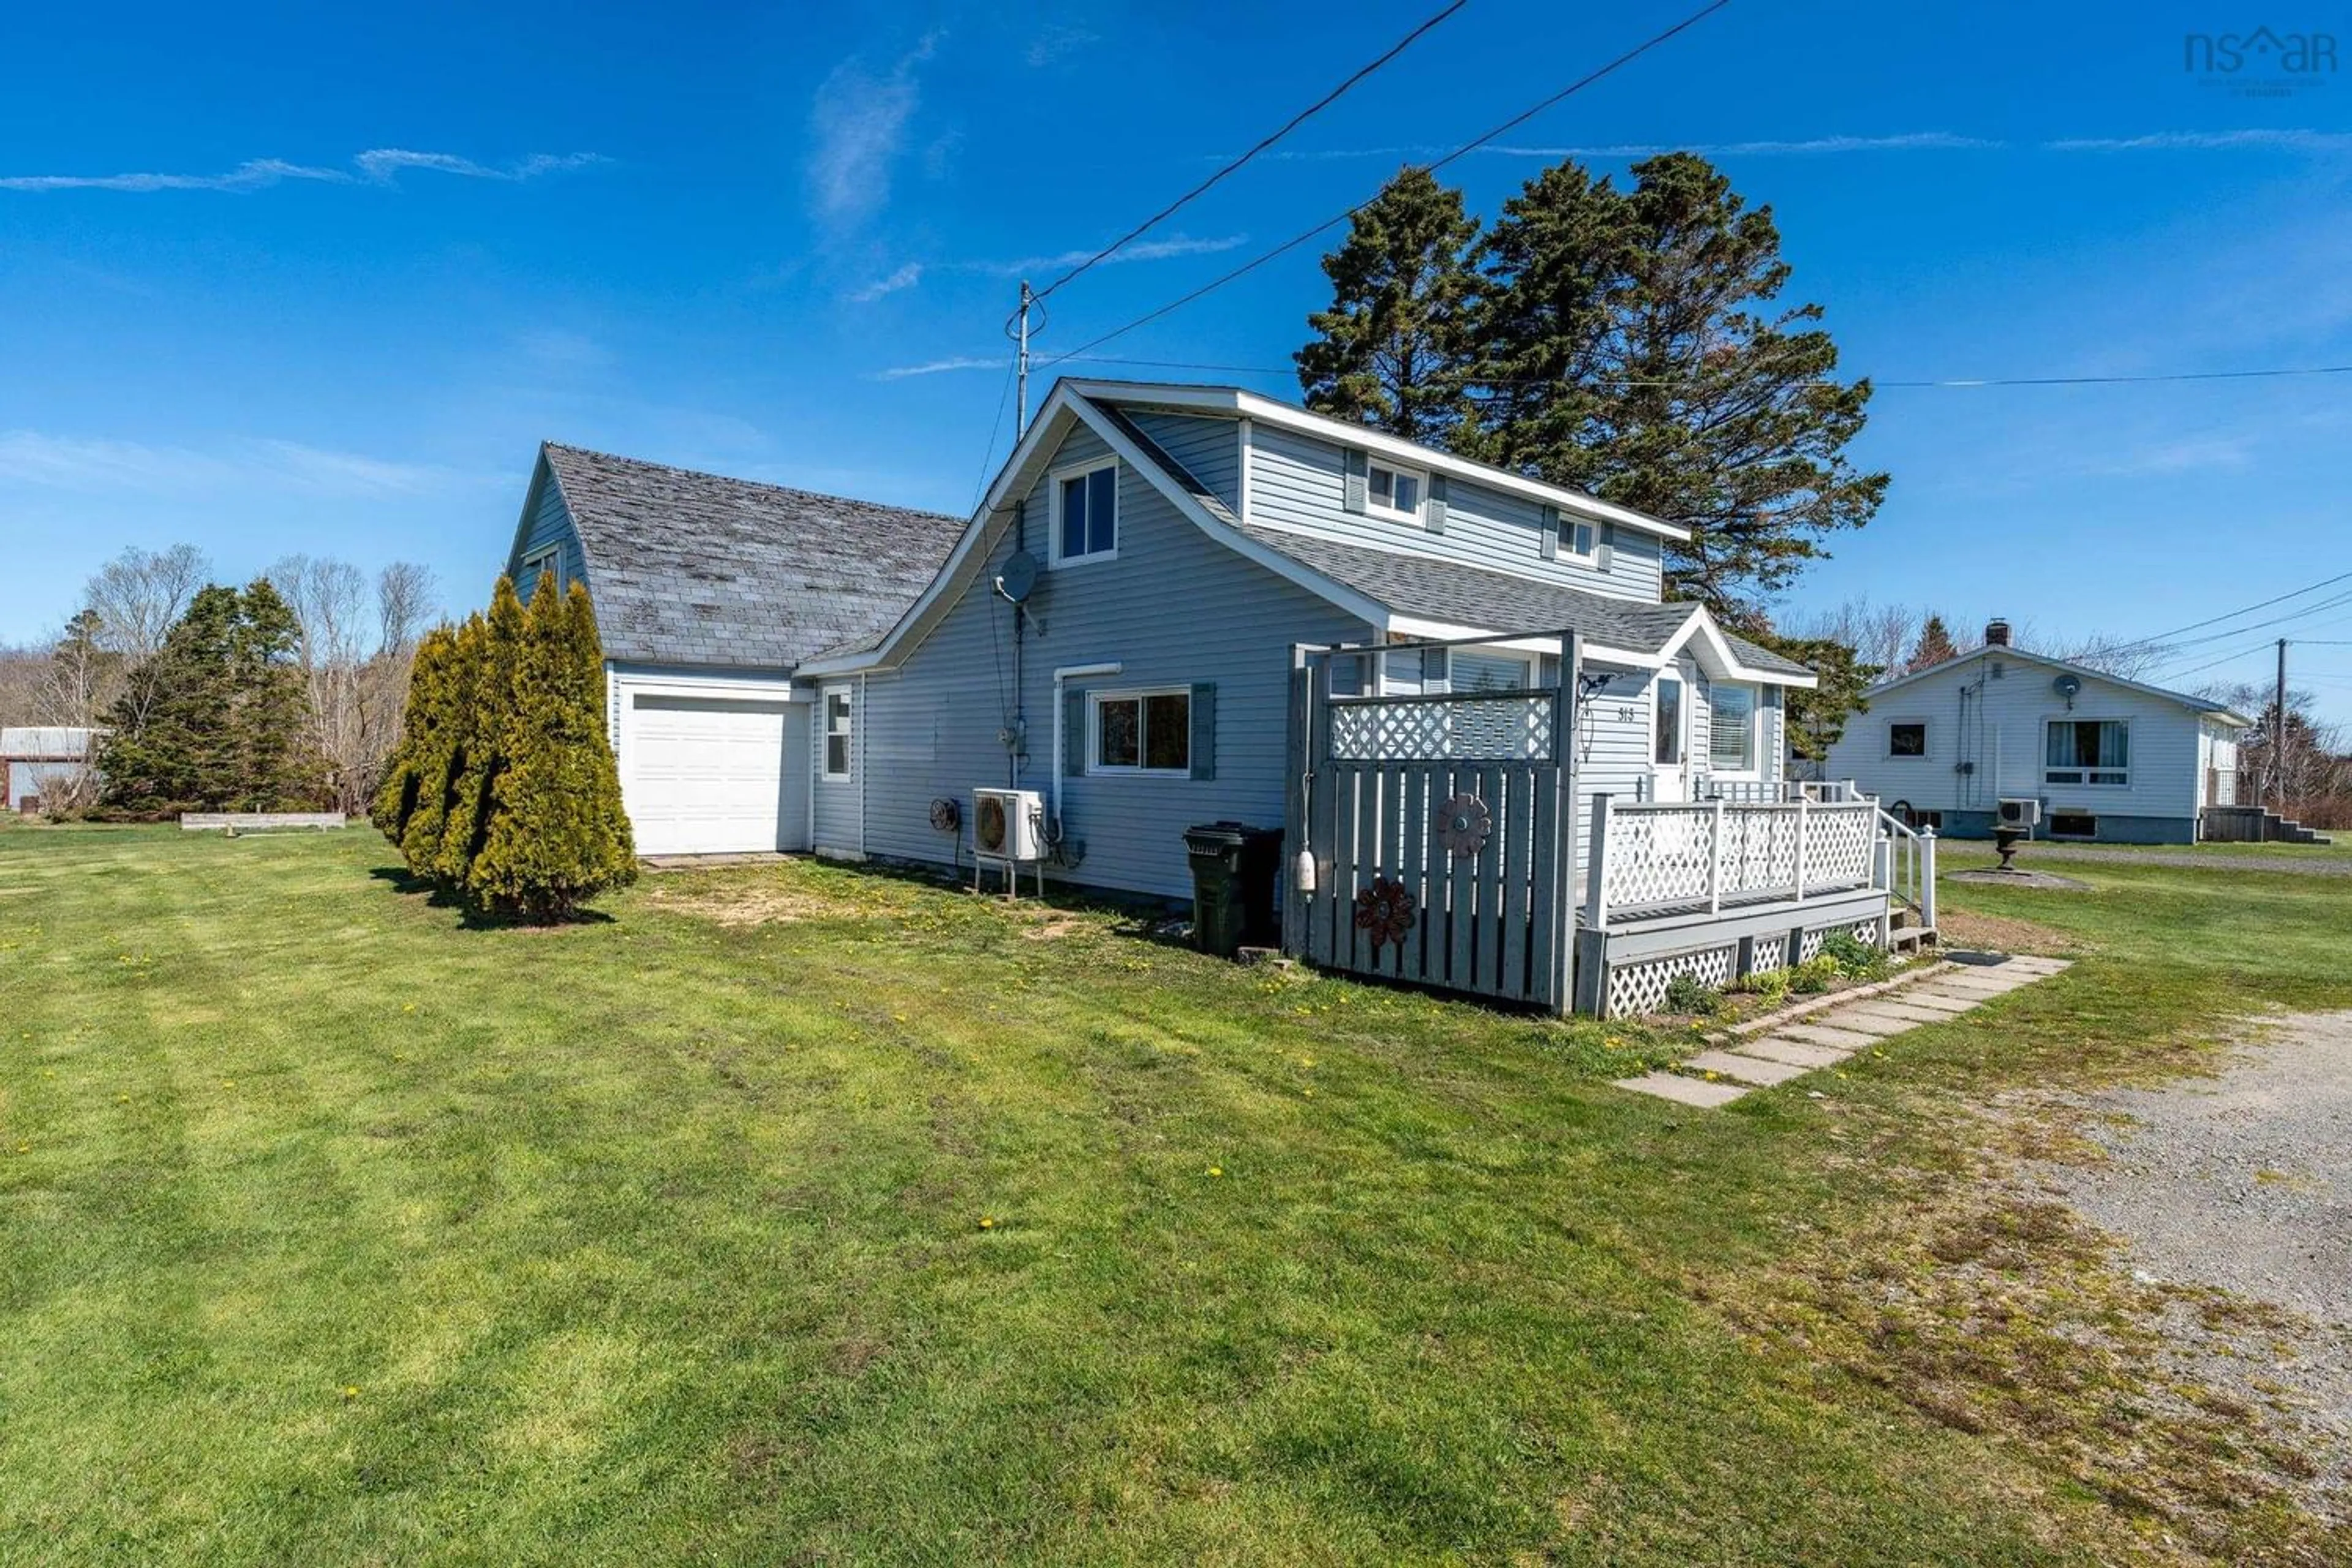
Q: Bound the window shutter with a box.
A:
[1425,473,1448,533]
[1189,682,1217,780]
[1539,654,1561,688]
[1343,449,1368,514]
[1597,522,1616,572]
[1539,503,1559,561]
[1422,646,1449,691]
[1064,687,1087,776]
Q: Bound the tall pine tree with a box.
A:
[1907,614,1961,674]
[437,580,526,889]
[468,579,636,920]
[372,624,456,846]
[228,578,307,810]
[1294,167,1478,445]
[1595,154,1885,617]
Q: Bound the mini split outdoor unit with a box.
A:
[972,787,1046,861]
[1997,797,2042,828]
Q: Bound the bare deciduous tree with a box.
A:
[270,554,439,812]
[83,543,211,731]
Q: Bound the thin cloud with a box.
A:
[869,357,1007,381]
[848,235,1248,304]
[807,33,941,230]
[1025,23,1099,67]
[850,262,925,303]
[987,233,1250,275]
[2046,130,2352,154]
[0,431,482,497]
[0,148,603,194]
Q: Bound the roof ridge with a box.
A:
[540,441,963,523]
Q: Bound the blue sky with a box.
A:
[4,1,2348,716]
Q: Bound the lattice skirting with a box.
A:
[1793,919,1881,965]
[1604,918,1883,1018]
[1605,943,1736,1017]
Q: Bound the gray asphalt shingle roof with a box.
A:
[1095,396,1811,680]
[541,443,964,670]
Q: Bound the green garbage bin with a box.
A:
[1183,822,1284,957]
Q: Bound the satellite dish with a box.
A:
[997,549,1039,604]
[2054,674,2082,699]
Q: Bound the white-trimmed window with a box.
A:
[520,546,565,595]
[822,687,854,778]
[1090,688,1189,775]
[2045,718,2128,787]
[1887,719,1928,760]
[1366,460,1425,522]
[1452,648,1534,692]
[1709,682,1757,774]
[1054,461,1118,564]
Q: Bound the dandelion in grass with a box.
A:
[1207,1166,1224,1178]
[341,1385,360,1401]
[978,1216,995,1231]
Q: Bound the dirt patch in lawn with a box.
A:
[644,884,844,927]
[1935,908,2088,956]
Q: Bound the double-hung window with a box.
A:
[1366,460,1424,522]
[2045,720,2128,786]
[1709,682,1757,774]
[1090,688,1189,775]
[1055,462,1118,564]
[823,688,854,778]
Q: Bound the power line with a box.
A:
[2105,568,2352,655]
[2150,589,2352,655]
[969,361,1017,512]
[1030,0,1468,305]
[1041,352,2352,391]
[1036,0,1738,370]
[2158,637,2286,682]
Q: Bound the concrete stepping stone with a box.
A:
[1838,1001,1958,1029]
[1798,1010,1910,1039]
[1685,1049,1811,1087]
[1613,1071,1749,1107]
[1893,989,1981,1013]
[1779,1022,1883,1051]
[1738,1036,1851,1069]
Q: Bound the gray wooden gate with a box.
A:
[1283,633,1581,1012]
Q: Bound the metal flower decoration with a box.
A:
[1352,876,1417,952]
[1434,792,1493,859]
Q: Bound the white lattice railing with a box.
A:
[1585,797,1884,925]
[1327,690,1557,763]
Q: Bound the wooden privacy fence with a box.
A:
[1284,633,1581,1012]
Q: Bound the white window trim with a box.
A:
[1087,685,1191,777]
[1652,671,1688,769]
[821,684,854,781]
[2043,717,2130,788]
[1885,716,1929,761]
[1451,646,1537,693]
[1365,458,1428,525]
[1049,458,1120,567]
[1706,680,1762,779]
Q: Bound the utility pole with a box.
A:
[1015,279,1033,436]
[2273,637,2290,810]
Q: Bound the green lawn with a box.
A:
[3,825,2347,1564]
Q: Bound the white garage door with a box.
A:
[624,695,809,855]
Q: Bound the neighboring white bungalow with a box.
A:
[500,444,963,855]
[1821,621,2252,844]
[3,727,100,813]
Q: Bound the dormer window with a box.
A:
[1366,461,1424,522]
[1053,460,1118,565]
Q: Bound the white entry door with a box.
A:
[1649,673,1690,802]
[624,695,809,854]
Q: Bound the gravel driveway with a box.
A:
[2035,1012,2352,1485]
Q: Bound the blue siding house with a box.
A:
[799,379,1819,904]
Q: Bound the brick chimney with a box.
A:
[1984,617,2011,648]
